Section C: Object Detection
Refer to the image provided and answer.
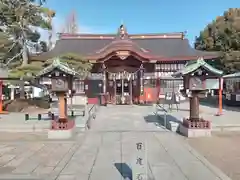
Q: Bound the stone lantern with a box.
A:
[173,57,223,137]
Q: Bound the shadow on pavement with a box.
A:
[144,114,181,132]
[114,163,132,180]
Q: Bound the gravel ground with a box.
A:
[187,132,240,180]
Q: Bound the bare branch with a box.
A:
[4,49,23,66]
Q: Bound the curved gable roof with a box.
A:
[31,25,219,61]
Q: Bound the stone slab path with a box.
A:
[0,105,231,180]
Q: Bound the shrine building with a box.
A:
[32,25,219,105]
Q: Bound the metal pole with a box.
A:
[164,111,167,127]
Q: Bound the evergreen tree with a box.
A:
[0,0,55,70]
[195,8,240,73]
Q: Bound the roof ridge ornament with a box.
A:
[197,57,206,65]
[117,24,128,39]
[53,57,61,66]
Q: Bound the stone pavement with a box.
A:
[0,105,231,180]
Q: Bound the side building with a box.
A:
[31,25,219,105]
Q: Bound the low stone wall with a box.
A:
[74,104,99,130]
[86,104,98,129]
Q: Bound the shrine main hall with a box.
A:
[33,25,218,105]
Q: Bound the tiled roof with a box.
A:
[32,38,219,61]
[37,57,78,77]
[31,25,220,61]
[173,57,223,76]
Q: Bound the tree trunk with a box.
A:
[19,81,25,99]
[21,44,28,67]
[189,92,200,121]
[19,43,28,99]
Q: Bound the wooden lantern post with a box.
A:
[36,58,78,126]
[56,92,67,122]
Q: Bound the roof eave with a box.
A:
[172,70,184,77]
[223,72,240,79]
[37,58,78,77]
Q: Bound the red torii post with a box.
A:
[216,77,223,116]
[0,80,8,114]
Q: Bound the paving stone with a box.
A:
[0,155,16,165]
[4,157,25,167]
[43,158,62,167]
[151,165,187,180]
[0,174,40,180]
[33,165,54,175]
[12,159,39,174]
[57,174,76,180]
[0,146,16,155]
[0,105,232,180]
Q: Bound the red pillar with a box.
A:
[0,81,8,114]
[216,78,223,116]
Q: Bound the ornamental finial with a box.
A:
[118,23,127,39]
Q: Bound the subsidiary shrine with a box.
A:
[32,25,219,105]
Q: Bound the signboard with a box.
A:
[205,78,219,90]
[132,142,148,180]
[236,95,240,101]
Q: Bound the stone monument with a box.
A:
[173,57,223,137]
[132,142,148,180]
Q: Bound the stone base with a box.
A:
[179,124,211,137]
[48,128,74,139]
[183,118,211,129]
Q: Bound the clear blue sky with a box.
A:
[45,0,239,45]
